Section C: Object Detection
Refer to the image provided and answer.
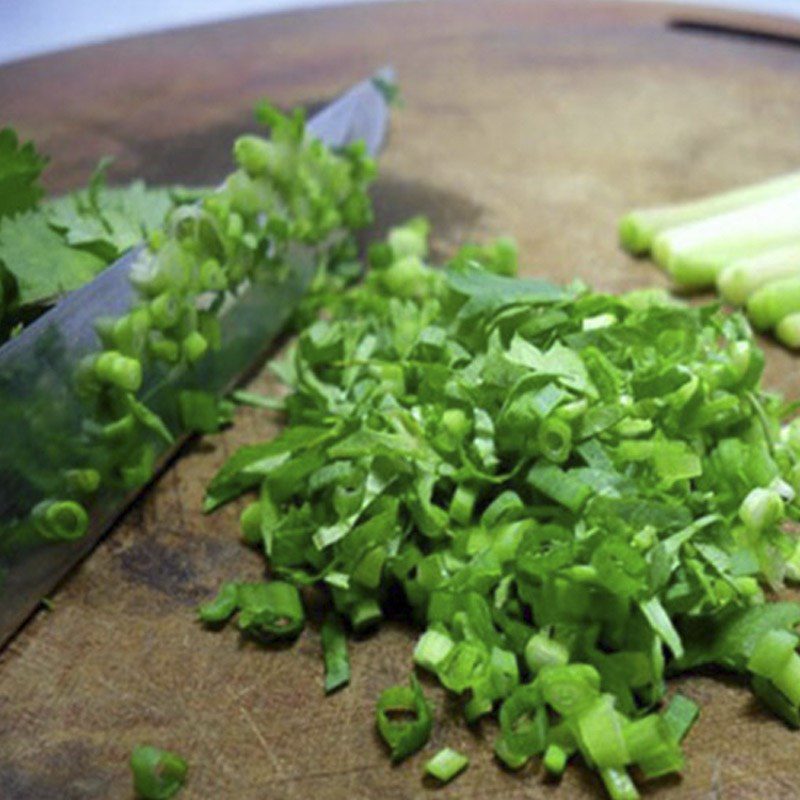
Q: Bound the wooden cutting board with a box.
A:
[2,2,800,797]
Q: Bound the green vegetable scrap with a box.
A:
[425,747,469,783]
[376,676,433,761]
[199,580,305,640]
[321,612,351,693]
[130,745,187,800]
[202,210,800,797]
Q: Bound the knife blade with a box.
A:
[668,4,800,45]
[0,68,393,646]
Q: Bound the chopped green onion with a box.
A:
[576,695,629,769]
[181,330,208,363]
[739,488,784,533]
[662,694,699,743]
[537,417,572,463]
[424,748,469,783]
[748,629,800,707]
[543,743,568,776]
[321,613,350,694]
[539,664,600,718]
[388,215,429,260]
[526,463,591,512]
[196,192,800,795]
[63,468,101,494]
[524,631,569,674]
[495,684,548,768]
[238,502,262,545]
[449,482,477,525]
[231,390,286,411]
[236,581,305,641]
[640,597,684,659]
[623,714,684,778]
[130,745,187,800]
[376,675,433,762]
[600,766,640,800]
[752,675,800,728]
[94,350,142,392]
[414,628,455,672]
[349,598,382,632]
[197,582,239,625]
[148,333,180,362]
[149,291,181,329]
[31,499,88,541]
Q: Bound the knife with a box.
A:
[668,3,800,44]
[0,69,393,647]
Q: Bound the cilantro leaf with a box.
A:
[46,176,176,261]
[0,211,104,306]
[0,128,48,219]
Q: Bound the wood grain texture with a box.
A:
[2,1,800,797]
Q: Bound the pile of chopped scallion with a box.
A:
[198,126,800,798]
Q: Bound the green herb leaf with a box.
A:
[0,128,47,219]
[0,211,104,305]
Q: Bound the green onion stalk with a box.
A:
[619,171,800,256]
[651,190,800,289]
[717,244,800,306]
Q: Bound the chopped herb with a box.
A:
[376,675,433,761]
[425,748,469,783]
[230,390,286,411]
[662,694,699,743]
[321,613,351,693]
[130,745,187,800]
[199,580,304,641]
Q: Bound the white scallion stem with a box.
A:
[650,189,800,289]
[619,171,800,256]
[717,244,800,306]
